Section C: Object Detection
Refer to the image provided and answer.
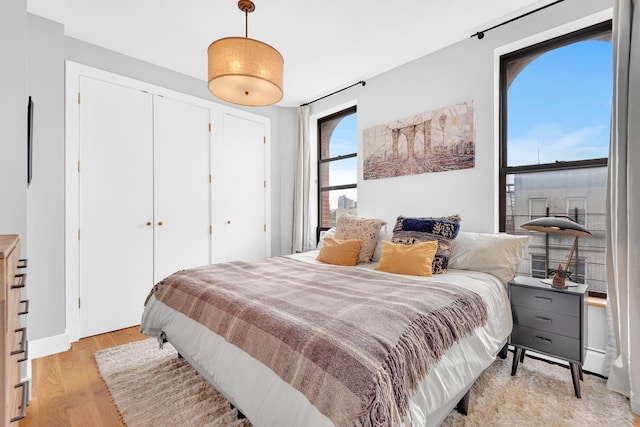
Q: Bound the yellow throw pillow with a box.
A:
[375,240,439,276]
[316,237,362,266]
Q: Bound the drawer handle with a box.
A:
[534,295,552,303]
[10,381,29,422]
[534,336,552,345]
[11,327,28,362]
[12,273,26,289]
[535,315,552,324]
[17,258,28,269]
[19,299,29,316]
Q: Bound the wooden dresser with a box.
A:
[1,235,28,425]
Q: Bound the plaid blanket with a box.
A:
[149,256,487,426]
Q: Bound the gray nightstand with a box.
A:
[509,276,588,398]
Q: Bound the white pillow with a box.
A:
[316,228,336,250]
[371,231,393,262]
[449,232,530,284]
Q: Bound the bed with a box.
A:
[141,217,528,426]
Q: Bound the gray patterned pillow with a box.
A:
[335,215,387,264]
[391,215,461,274]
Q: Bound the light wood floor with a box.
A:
[19,326,146,427]
[17,326,640,426]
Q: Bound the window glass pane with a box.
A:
[507,40,612,167]
[320,157,357,188]
[319,188,357,227]
[320,112,357,160]
[318,107,357,232]
[509,167,607,293]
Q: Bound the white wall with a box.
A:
[26,14,66,346]
[0,0,28,242]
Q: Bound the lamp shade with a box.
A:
[520,217,592,237]
[208,37,284,107]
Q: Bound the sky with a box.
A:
[507,39,612,166]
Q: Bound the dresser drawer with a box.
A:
[512,324,581,362]
[510,285,580,316]
[512,305,580,338]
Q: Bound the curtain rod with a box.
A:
[300,80,366,107]
[471,0,565,40]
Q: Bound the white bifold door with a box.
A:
[78,77,210,338]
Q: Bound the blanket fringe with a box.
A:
[358,293,487,425]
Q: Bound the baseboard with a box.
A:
[29,332,70,359]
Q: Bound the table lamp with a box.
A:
[520,216,592,288]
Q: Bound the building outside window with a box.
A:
[499,21,611,296]
[317,106,357,235]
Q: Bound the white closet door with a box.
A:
[221,114,266,262]
[153,96,211,282]
[78,77,154,338]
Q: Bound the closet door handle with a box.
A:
[157,221,163,226]
[146,221,152,226]
[226,220,231,224]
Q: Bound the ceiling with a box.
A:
[27,0,549,107]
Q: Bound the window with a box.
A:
[500,21,611,295]
[317,106,357,235]
[529,198,547,220]
[531,254,546,278]
[566,197,586,225]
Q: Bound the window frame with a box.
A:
[499,20,611,297]
[317,105,358,239]
[498,20,611,232]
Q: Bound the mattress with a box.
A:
[141,251,512,426]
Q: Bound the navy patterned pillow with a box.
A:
[391,215,461,274]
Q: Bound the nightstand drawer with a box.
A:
[510,285,580,316]
[512,324,581,362]
[512,305,580,338]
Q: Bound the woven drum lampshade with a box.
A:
[207,37,283,106]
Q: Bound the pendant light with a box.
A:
[207,0,284,106]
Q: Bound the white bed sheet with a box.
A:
[141,251,512,426]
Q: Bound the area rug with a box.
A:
[96,339,634,426]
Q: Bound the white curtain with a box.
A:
[606,0,639,415]
[291,105,313,253]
